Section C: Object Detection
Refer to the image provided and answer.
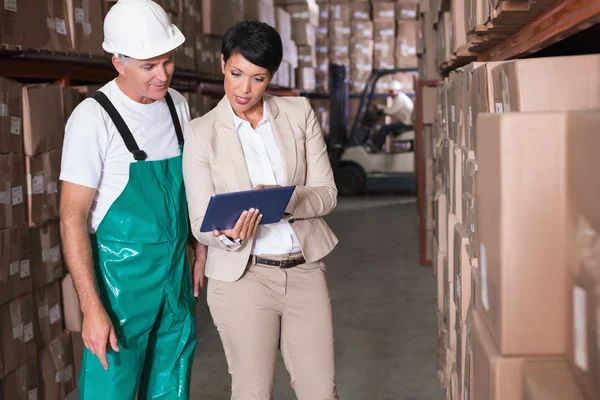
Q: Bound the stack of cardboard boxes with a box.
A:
[349,5,374,94]
[0,77,101,399]
[431,54,600,400]
[315,4,330,93]
[415,2,439,80]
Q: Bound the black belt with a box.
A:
[252,256,306,269]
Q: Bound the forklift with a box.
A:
[326,65,417,196]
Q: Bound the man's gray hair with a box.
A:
[114,53,130,66]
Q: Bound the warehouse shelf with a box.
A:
[479,0,600,61]
[0,49,300,96]
[301,92,416,100]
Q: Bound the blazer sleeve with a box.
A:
[285,97,338,220]
[182,122,243,251]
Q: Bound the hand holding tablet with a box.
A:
[200,185,296,237]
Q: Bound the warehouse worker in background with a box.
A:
[372,79,415,150]
[58,0,206,399]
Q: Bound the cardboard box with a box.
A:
[472,309,529,400]
[39,331,75,400]
[476,112,581,356]
[0,154,26,231]
[66,0,104,56]
[450,0,467,52]
[0,77,23,154]
[292,22,316,46]
[349,38,373,63]
[296,67,316,91]
[318,5,328,22]
[22,85,64,157]
[330,20,351,41]
[272,60,290,86]
[297,45,317,68]
[453,145,473,224]
[39,0,72,52]
[442,138,455,212]
[351,20,373,39]
[316,24,328,42]
[33,281,63,349]
[374,20,395,40]
[329,41,349,65]
[492,55,600,114]
[568,260,600,399]
[0,357,38,400]
[62,274,82,333]
[0,293,36,378]
[372,2,395,20]
[329,2,351,22]
[71,331,83,388]
[445,212,458,351]
[453,224,471,323]
[434,192,447,254]
[195,34,216,75]
[276,7,292,39]
[30,221,63,290]
[286,2,319,26]
[0,225,31,307]
[60,87,81,124]
[0,0,37,49]
[522,360,590,400]
[436,252,446,314]
[374,40,395,70]
[282,38,299,68]
[396,2,418,19]
[437,313,448,386]
[202,0,243,36]
[25,150,61,227]
[470,61,504,153]
[457,62,484,147]
[350,2,370,20]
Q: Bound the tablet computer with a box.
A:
[200,186,296,232]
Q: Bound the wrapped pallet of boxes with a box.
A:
[350,2,370,21]
[396,0,418,20]
[0,77,23,155]
[0,293,36,379]
[0,358,39,400]
[0,225,31,306]
[66,0,104,56]
[39,331,75,400]
[0,154,26,231]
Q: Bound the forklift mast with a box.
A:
[327,64,349,165]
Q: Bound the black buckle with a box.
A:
[133,150,147,161]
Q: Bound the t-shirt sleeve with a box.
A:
[59,104,107,189]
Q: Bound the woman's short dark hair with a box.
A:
[222,20,283,75]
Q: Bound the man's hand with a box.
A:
[192,242,207,298]
[82,303,119,370]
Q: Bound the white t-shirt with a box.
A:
[59,80,190,233]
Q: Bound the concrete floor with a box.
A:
[67,196,443,400]
[190,196,443,400]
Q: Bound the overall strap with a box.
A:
[164,92,184,146]
[92,91,147,161]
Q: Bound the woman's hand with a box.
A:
[212,208,263,241]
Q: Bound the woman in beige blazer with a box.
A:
[182,21,340,400]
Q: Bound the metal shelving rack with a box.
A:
[0,49,301,96]
[416,0,600,267]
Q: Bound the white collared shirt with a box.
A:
[226,99,302,255]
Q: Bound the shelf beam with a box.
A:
[482,0,600,61]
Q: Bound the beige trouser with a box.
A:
[207,254,339,400]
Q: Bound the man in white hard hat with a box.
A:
[372,79,415,150]
[59,1,206,398]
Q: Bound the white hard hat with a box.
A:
[102,0,185,60]
[390,80,403,91]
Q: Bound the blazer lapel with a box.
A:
[266,95,297,185]
[215,97,253,191]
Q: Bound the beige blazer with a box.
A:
[182,94,339,282]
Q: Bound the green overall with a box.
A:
[79,91,196,399]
